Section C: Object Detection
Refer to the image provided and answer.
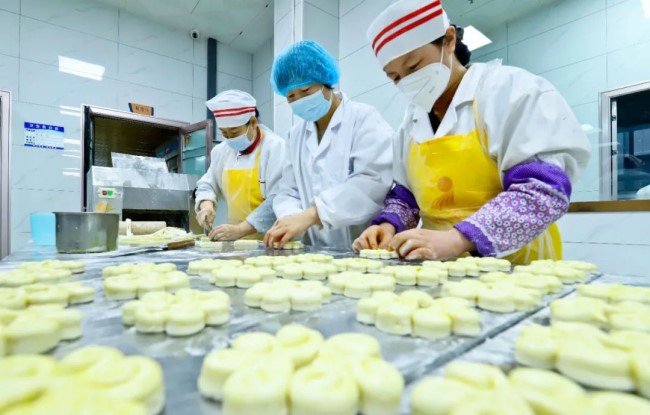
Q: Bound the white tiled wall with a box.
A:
[252,38,274,129]
[272,0,340,138]
[336,0,650,276]
[0,0,214,251]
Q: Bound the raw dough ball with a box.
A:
[477,284,516,313]
[318,333,381,362]
[357,292,399,325]
[375,301,413,336]
[245,280,329,313]
[417,267,448,286]
[276,324,323,368]
[57,282,95,304]
[583,392,650,415]
[508,367,586,415]
[222,357,293,415]
[551,297,609,327]
[232,332,280,355]
[233,240,261,250]
[556,342,634,391]
[198,348,254,401]
[444,361,510,390]
[441,280,481,301]
[446,262,468,278]
[515,325,558,369]
[103,270,190,300]
[411,377,476,415]
[60,347,165,414]
[187,259,243,276]
[122,289,230,336]
[412,308,452,340]
[350,358,404,415]
[289,364,359,415]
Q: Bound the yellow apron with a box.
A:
[221,133,264,239]
[406,101,562,265]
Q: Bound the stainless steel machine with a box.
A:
[82,106,214,233]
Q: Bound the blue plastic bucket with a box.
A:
[30,212,56,246]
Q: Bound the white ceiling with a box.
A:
[446,0,562,32]
[93,0,274,53]
[92,0,563,55]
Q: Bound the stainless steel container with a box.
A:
[54,212,120,253]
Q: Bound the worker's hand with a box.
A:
[209,222,255,241]
[388,228,475,261]
[352,223,396,252]
[264,207,320,248]
[196,201,216,229]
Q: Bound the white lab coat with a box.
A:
[393,60,591,191]
[273,93,394,249]
[195,125,287,232]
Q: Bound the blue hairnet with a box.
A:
[271,40,340,97]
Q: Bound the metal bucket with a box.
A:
[54,212,120,253]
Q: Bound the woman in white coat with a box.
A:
[354,0,591,264]
[265,40,394,250]
[195,90,286,240]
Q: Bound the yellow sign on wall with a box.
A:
[128,103,154,116]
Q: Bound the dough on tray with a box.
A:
[210,265,277,288]
[331,258,385,273]
[0,267,72,287]
[19,259,85,274]
[244,280,330,312]
[327,272,395,298]
[441,279,543,313]
[103,267,189,301]
[122,289,230,336]
[0,346,165,414]
[0,282,94,309]
[0,305,82,355]
[410,361,650,415]
[380,266,448,286]
[357,291,481,339]
[187,259,243,276]
[551,295,650,333]
[272,241,304,250]
[359,249,399,260]
[197,325,403,415]
[515,322,650,395]
[275,262,338,281]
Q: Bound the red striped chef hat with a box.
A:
[367,0,450,68]
[206,89,257,128]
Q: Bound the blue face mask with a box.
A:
[289,88,333,122]
[225,124,253,152]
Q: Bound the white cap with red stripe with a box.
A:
[206,89,257,128]
[367,0,449,68]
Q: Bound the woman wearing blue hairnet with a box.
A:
[264,40,394,250]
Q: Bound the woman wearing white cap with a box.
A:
[264,40,394,250]
[354,0,591,263]
[195,90,287,240]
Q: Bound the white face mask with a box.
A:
[396,47,453,112]
[225,124,253,152]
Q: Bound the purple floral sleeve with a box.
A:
[455,161,572,257]
[371,184,420,233]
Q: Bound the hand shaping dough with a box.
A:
[244,280,330,313]
[122,289,230,336]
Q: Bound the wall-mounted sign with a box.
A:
[129,103,154,116]
[23,122,64,150]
